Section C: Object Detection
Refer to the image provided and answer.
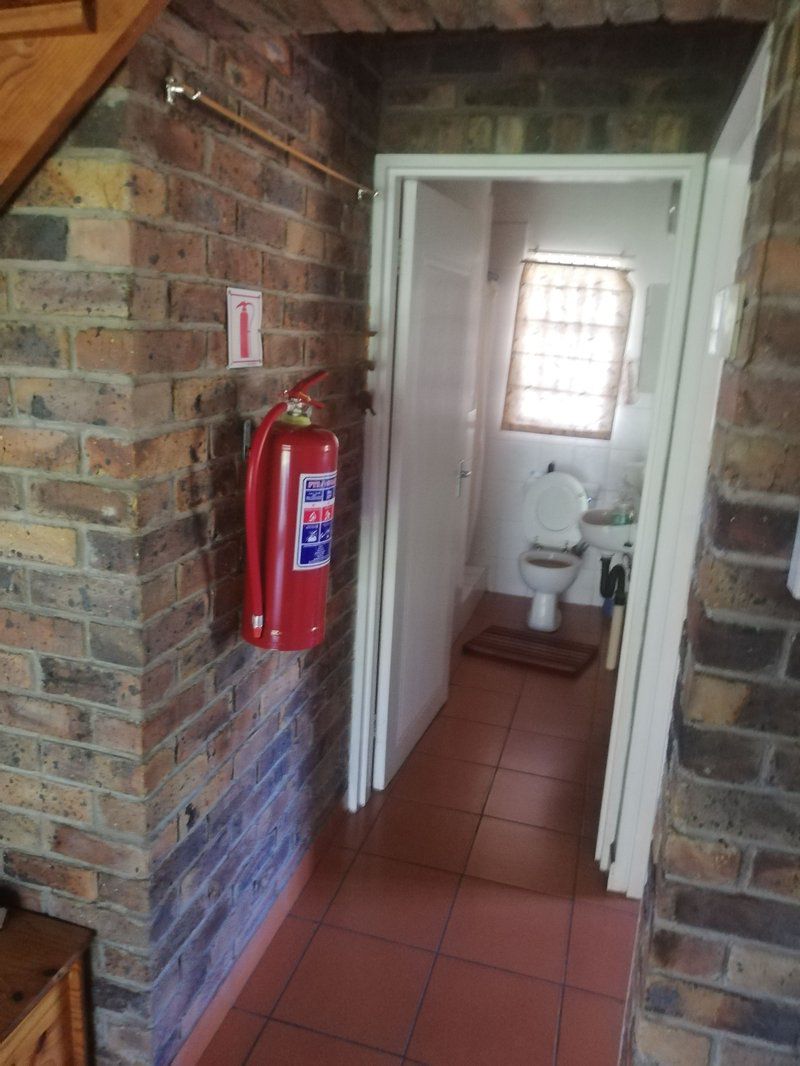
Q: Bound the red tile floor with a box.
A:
[198,595,640,1066]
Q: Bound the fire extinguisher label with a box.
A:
[295,472,336,570]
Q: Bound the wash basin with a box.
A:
[580,509,637,553]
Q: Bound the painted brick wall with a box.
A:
[0,4,377,1063]
[627,5,800,1065]
[378,21,763,155]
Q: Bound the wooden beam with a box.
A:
[0,0,91,39]
[0,0,168,209]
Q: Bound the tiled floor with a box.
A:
[198,594,640,1066]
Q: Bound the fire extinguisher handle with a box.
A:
[244,400,289,637]
[287,370,327,401]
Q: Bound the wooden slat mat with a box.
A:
[463,625,597,676]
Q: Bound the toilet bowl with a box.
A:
[518,472,588,632]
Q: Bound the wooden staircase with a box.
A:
[0,0,167,208]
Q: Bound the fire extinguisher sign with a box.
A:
[226,287,263,368]
[294,472,336,570]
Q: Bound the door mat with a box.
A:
[463,626,598,676]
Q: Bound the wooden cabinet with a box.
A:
[0,909,92,1066]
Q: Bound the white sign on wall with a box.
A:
[226,287,263,368]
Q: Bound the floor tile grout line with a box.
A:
[398,669,525,1059]
[552,656,619,1066]
[239,601,627,1065]
[252,1014,410,1060]
[244,804,386,1060]
[238,1012,270,1066]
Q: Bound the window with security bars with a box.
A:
[502,256,634,440]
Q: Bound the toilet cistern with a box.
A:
[518,471,588,632]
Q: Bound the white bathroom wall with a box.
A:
[472,180,676,605]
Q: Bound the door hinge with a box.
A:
[609,839,617,865]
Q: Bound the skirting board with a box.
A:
[171,803,345,1065]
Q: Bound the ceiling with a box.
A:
[228,0,776,35]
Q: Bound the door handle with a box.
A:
[456,461,472,497]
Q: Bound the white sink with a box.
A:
[580,509,637,553]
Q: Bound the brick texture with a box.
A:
[0,7,377,1065]
[628,3,800,1064]
[0,7,774,1066]
[378,21,762,155]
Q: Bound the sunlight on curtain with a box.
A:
[502,260,633,439]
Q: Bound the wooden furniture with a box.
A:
[0,908,92,1065]
[0,0,168,208]
[0,2,93,40]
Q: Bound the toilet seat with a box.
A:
[522,472,588,549]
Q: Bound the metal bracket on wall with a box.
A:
[242,419,253,462]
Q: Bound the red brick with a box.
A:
[635,1016,711,1066]
[75,329,204,375]
[85,428,207,478]
[28,479,136,527]
[97,872,149,913]
[0,322,68,369]
[0,767,91,822]
[0,519,77,565]
[211,42,268,104]
[169,281,227,324]
[3,851,98,899]
[0,649,33,688]
[148,751,209,827]
[51,824,147,876]
[13,271,132,317]
[208,138,263,198]
[650,926,726,979]
[0,608,83,656]
[172,376,238,420]
[664,831,741,885]
[237,202,287,248]
[17,159,166,216]
[0,810,41,849]
[168,175,236,234]
[40,741,143,795]
[206,236,262,286]
[96,793,148,836]
[0,426,78,471]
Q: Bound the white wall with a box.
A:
[472,179,677,605]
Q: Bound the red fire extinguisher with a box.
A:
[242,371,339,652]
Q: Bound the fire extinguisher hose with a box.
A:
[244,401,288,637]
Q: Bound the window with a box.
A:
[502,254,633,440]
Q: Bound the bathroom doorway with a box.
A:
[349,32,768,903]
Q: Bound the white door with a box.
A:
[372,180,486,788]
[597,34,769,894]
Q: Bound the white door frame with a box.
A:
[602,32,771,894]
[348,152,705,895]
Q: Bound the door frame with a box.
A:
[602,32,771,894]
[348,151,707,892]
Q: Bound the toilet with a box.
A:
[518,471,589,632]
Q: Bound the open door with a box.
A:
[372,180,487,789]
[597,33,770,894]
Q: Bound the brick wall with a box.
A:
[627,5,800,1065]
[0,8,776,1066]
[0,5,377,1063]
[378,21,763,155]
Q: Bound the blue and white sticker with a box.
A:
[294,472,336,570]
